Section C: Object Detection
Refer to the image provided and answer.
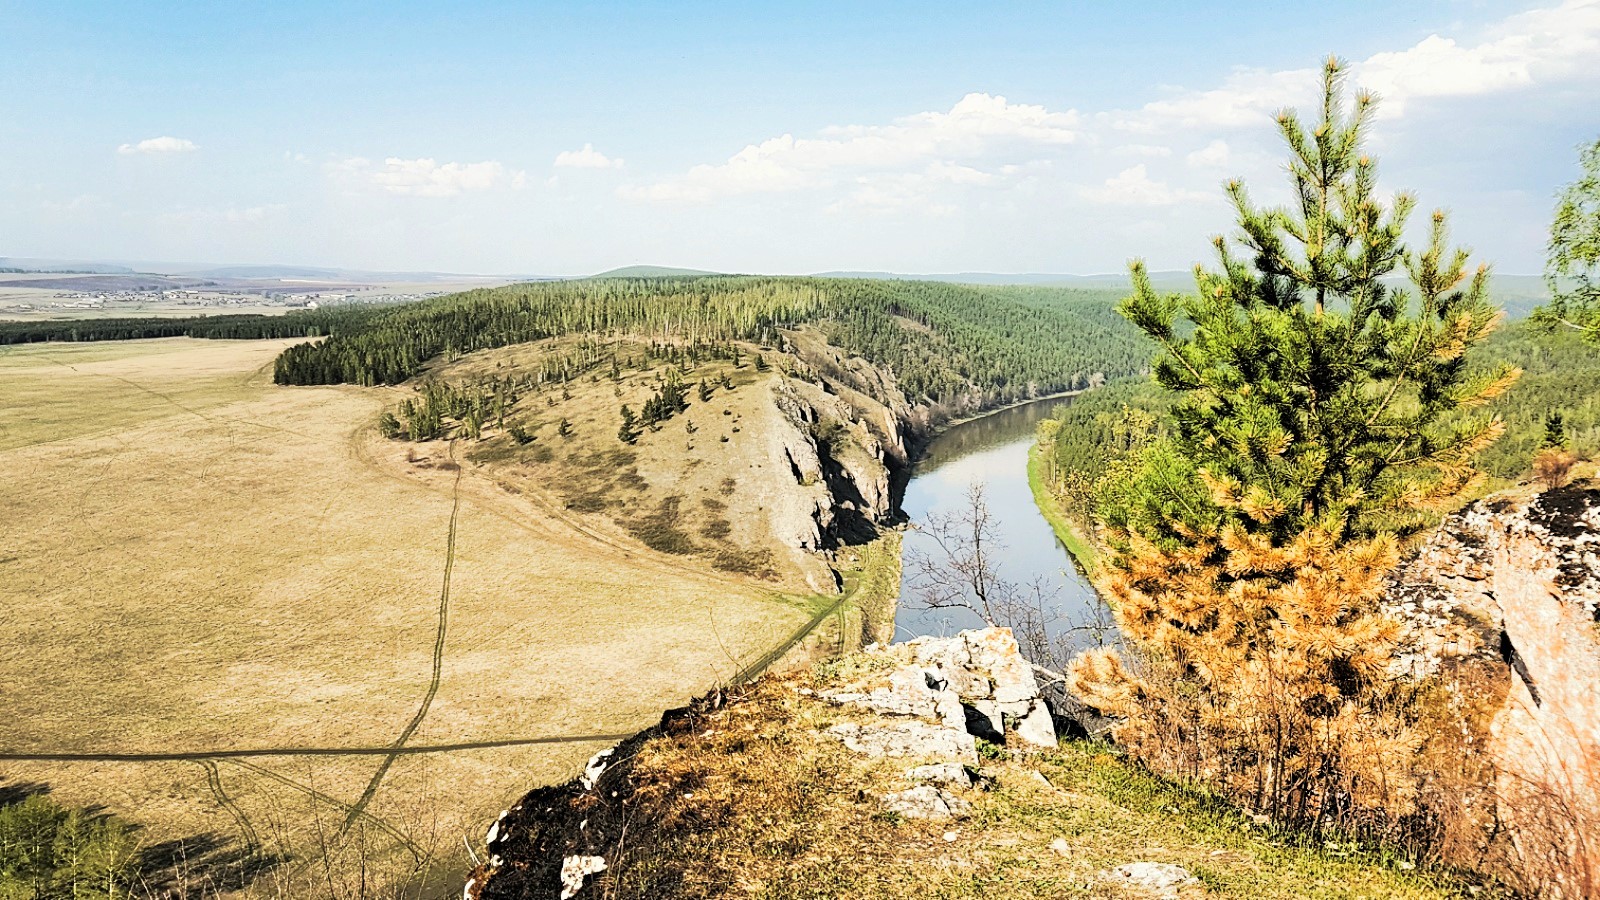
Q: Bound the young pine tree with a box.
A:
[1070,57,1517,831]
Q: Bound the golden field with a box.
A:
[0,337,814,896]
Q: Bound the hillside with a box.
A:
[467,630,1487,899]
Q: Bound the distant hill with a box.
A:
[812,270,1553,319]
[0,257,137,275]
[591,265,722,279]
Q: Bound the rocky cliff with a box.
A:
[1386,480,1600,897]
[460,627,1476,900]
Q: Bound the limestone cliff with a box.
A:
[1386,480,1600,897]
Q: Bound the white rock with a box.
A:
[1050,838,1070,856]
[1104,862,1196,898]
[906,762,972,787]
[881,784,973,820]
[559,855,607,900]
[580,748,614,791]
[825,722,979,765]
[1014,699,1059,748]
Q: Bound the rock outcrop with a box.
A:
[466,628,1057,899]
[822,628,1059,753]
[1386,480,1600,897]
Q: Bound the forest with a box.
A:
[260,276,1151,407]
[0,309,362,344]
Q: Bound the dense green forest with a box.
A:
[261,276,1151,405]
[1041,320,1600,523]
[0,310,359,344]
[2,276,1152,412]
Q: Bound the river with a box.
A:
[893,395,1110,666]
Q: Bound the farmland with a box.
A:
[0,338,814,895]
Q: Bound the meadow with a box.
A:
[0,337,814,896]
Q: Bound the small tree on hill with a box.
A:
[1069,57,1516,833]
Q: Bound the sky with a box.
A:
[2,1,1597,276]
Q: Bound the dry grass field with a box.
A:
[0,337,815,896]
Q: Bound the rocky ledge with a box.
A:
[464,628,1097,900]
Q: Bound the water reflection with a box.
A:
[894,396,1111,667]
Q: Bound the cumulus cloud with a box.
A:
[1111,0,1600,133]
[554,143,624,169]
[1080,165,1210,207]
[1357,0,1600,115]
[330,156,526,197]
[117,136,198,155]
[621,92,1078,203]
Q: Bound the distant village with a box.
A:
[0,286,450,316]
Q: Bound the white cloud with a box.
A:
[330,156,526,197]
[1186,139,1231,168]
[1080,165,1210,207]
[554,143,624,169]
[1111,0,1600,133]
[117,136,198,155]
[1356,0,1600,115]
[622,92,1078,203]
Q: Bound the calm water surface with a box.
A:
[893,395,1107,658]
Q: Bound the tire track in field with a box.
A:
[0,732,637,763]
[196,759,261,856]
[339,441,463,835]
[226,760,424,862]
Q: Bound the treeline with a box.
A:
[0,309,360,344]
[1037,378,1169,533]
[814,280,1148,406]
[267,276,1151,404]
[272,278,827,386]
[1041,320,1600,508]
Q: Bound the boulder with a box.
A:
[905,762,972,788]
[1103,862,1196,898]
[881,785,973,821]
[824,722,978,765]
[1014,699,1058,748]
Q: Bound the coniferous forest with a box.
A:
[266,277,1152,405]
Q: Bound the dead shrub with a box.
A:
[1533,448,1578,489]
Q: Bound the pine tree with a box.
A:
[1070,58,1516,831]
[1542,411,1568,449]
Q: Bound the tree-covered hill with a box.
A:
[0,275,1152,412]
[260,276,1151,406]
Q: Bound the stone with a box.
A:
[1050,837,1071,856]
[559,855,607,900]
[1014,699,1059,748]
[824,722,978,765]
[994,681,1037,705]
[906,762,972,787]
[1103,862,1196,898]
[579,748,614,791]
[881,784,973,820]
[823,663,968,730]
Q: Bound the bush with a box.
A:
[1534,447,1579,488]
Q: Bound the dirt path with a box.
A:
[340,442,464,835]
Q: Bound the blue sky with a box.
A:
[3,1,1596,275]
